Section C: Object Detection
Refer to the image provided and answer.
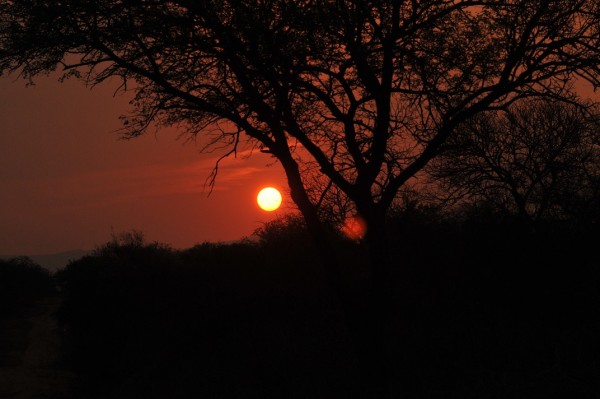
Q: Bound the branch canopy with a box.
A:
[2,0,600,218]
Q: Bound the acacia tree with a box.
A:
[2,1,600,396]
[429,98,600,225]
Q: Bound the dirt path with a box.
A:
[0,295,76,399]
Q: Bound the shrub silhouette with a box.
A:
[55,231,357,398]
[0,256,55,318]
[54,221,600,398]
[55,233,180,388]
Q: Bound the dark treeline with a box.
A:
[46,204,599,399]
[0,256,55,318]
[54,228,353,399]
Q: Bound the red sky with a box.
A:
[0,74,290,255]
[2,71,598,256]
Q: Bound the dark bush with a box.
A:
[54,219,600,398]
[384,206,600,398]
[55,231,352,398]
[55,234,180,386]
[0,256,55,318]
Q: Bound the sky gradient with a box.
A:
[0,74,290,256]
[2,72,598,256]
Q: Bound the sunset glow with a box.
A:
[257,187,282,211]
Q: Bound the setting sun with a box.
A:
[257,187,282,211]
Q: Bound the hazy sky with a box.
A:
[0,74,290,255]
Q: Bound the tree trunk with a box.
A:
[302,214,393,397]
[309,218,394,397]
[298,212,394,396]
[278,157,394,397]
[354,215,394,398]
[333,209,395,398]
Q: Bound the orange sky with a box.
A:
[2,71,598,256]
[0,74,290,255]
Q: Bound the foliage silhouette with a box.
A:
[52,218,600,398]
[430,97,600,226]
[0,256,55,318]
[55,231,359,398]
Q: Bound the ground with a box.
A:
[0,295,75,399]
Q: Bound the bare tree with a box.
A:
[2,1,600,396]
[429,98,600,226]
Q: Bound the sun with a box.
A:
[257,187,282,211]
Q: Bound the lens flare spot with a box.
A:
[341,215,366,240]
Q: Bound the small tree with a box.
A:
[0,257,54,316]
[430,98,600,225]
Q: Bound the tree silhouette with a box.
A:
[3,1,600,396]
[430,98,600,226]
[0,257,54,317]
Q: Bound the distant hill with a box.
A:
[1,249,91,272]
